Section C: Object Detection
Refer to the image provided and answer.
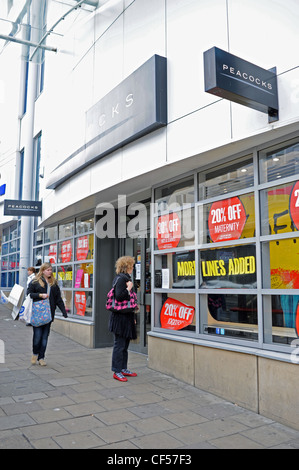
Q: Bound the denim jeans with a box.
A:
[111,334,130,372]
[32,323,51,360]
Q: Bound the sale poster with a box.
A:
[75,291,86,316]
[61,240,72,263]
[156,212,181,250]
[208,196,246,243]
[76,235,89,260]
[160,298,195,330]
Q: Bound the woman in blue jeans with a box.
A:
[109,256,137,382]
[28,263,68,366]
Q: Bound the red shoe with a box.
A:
[113,372,127,382]
[122,369,137,377]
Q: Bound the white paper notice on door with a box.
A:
[162,269,170,289]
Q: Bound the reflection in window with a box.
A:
[198,156,253,200]
[259,139,299,184]
[260,183,298,236]
[155,176,194,212]
[263,295,299,345]
[204,294,258,341]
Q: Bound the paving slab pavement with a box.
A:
[1,306,299,451]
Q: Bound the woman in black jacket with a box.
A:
[28,262,68,366]
[109,256,137,382]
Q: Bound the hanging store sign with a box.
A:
[156,212,181,250]
[204,47,279,121]
[46,54,167,189]
[4,199,42,217]
[208,196,247,243]
[160,298,195,330]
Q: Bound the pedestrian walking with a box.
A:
[27,262,68,366]
[108,256,138,382]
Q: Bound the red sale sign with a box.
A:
[76,235,89,260]
[289,181,299,231]
[75,291,86,316]
[61,240,72,263]
[156,212,181,250]
[208,196,246,243]
[160,298,195,330]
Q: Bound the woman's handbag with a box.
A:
[106,279,138,313]
[30,286,52,327]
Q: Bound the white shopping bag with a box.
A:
[19,295,33,324]
[8,284,24,306]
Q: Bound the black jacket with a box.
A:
[28,278,68,321]
[108,273,137,340]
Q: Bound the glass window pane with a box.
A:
[76,215,94,234]
[58,240,73,263]
[45,226,58,243]
[260,182,299,236]
[10,223,18,240]
[154,251,195,289]
[200,244,257,289]
[2,243,9,255]
[1,257,8,271]
[57,265,73,288]
[1,273,7,287]
[203,294,258,341]
[59,222,74,239]
[44,243,57,264]
[2,227,9,243]
[74,263,93,289]
[34,230,43,245]
[60,290,72,316]
[155,176,194,212]
[154,207,195,250]
[199,193,255,244]
[264,295,298,345]
[75,234,94,261]
[33,247,43,267]
[262,238,299,289]
[198,156,253,201]
[155,293,195,332]
[74,290,92,317]
[259,140,299,184]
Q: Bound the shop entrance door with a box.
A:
[120,215,151,355]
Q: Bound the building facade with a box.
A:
[0,0,299,429]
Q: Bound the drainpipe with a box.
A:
[19,0,42,288]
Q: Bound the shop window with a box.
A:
[44,243,57,264]
[155,293,196,332]
[198,156,253,201]
[74,291,93,318]
[155,176,194,212]
[59,222,74,239]
[34,231,43,246]
[260,182,299,236]
[74,263,93,289]
[154,251,195,289]
[57,265,73,288]
[75,234,94,261]
[45,226,58,243]
[60,290,72,316]
[200,244,257,289]
[263,295,298,345]
[154,207,195,250]
[58,239,73,263]
[76,216,94,234]
[259,139,299,184]
[262,238,299,289]
[203,293,258,341]
[199,192,255,244]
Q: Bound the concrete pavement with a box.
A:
[0,305,299,450]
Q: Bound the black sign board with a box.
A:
[204,47,278,122]
[4,199,42,217]
[46,54,167,189]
